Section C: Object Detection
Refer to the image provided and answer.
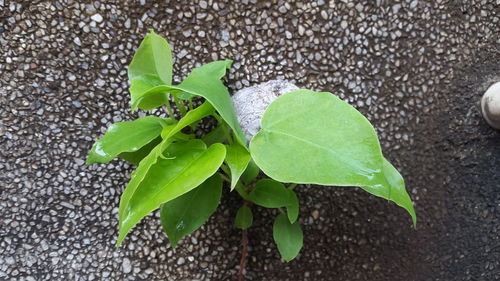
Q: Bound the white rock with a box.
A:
[90,13,103,23]
[122,258,131,273]
[231,80,299,141]
[481,81,500,129]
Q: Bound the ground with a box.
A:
[0,0,499,280]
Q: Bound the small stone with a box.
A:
[124,19,131,28]
[177,257,185,265]
[199,0,207,9]
[90,13,103,23]
[320,10,328,20]
[73,37,82,46]
[298,25,305,36]
[122,258,132,273]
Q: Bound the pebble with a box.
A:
[90,13,103,23]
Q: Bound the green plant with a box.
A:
[87,30,416,278]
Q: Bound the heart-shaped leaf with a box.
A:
[250,89,383,186]
[160,174,222,247]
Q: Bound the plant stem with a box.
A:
[238,228,248,281]
[188,98,194,111]
[213,114,233,144]
[288,183,298,191]
[165,98,174,118]
[220,173,231,183]
[173,95,187,116]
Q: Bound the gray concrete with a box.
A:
[0,0,499,280]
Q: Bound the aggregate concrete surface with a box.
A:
[1,0,499,280]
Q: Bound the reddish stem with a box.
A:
[238,228,249,281]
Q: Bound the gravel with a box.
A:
[0,0,499,280]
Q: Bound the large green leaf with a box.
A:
[361,158,417,227]
[131,60,247,146]
[129,30,173,110]
[250,89,383,186]
[248,179,291,208]
[273,213,303,262]
[86,116,172,164]
[117,140,226,246]
[224,143,251,190]
[234,205,253,230]
[160,174,222,247]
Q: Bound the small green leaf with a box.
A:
[224,143,251,190]
[248,179,290,208]
[250,90,383,186]
[240,160,260,185]
[234,206,253,230]
[160,174,222,247]
[361,158,417,227]
[273,213,303,262]
[86,116,172,164]
[117,140,226,246]
[129,30,174,110]
[286,190,299,224]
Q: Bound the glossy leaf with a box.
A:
[119,136,162,165]
[86,116,172,164]
[117,140,226,246]
[361,158,417,227]
[131,60,247,146]
[250,89,383,186]
[248,179,291,208]
[240,160,260,185]
[273,213,303,262]
[129,30,174,110]
[234,206,253,230]
[160,174,222,247]
[286,190,299,224]
[224,143,251,190]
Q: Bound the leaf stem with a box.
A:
[173,95,188,116]
[188,98,194,111]
[165,98,174,118]
[234,183,250,200]
[219,173,231,183]
[288,183,298,191]
[213,114,233,144]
